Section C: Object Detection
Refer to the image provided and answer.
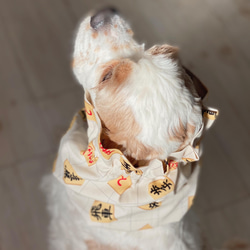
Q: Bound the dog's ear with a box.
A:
[147,44,179,60]
[183,66,208,100]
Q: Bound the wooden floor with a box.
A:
[0,0,250,249]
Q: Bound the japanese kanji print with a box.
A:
[63,159,84,185]
[81,142,98,166]
[90,201,117,223]
[148,176,174,199]
[139,201,162,210]
[203,109,218,120]
[120,157,143,175]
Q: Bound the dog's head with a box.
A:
[72,8,203,161]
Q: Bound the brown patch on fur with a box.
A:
[149,44,179,60]
[172,120,187,142]
[98,60,120,86]
[112,45,119,51]
[114,24,118,28]
[113,60,132,85]
[179,123,196,150]
[104,30,108,36]
[112,44,131,51]
[124,43,130,49]
[71,57,85,68]
[96,88,160,161]
[171,120,196,151]
[126,29,134,35]
[97,59,133,93]
[92,32,98,39]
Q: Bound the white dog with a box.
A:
[42,8,218,250]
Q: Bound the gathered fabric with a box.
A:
[53,96,218,232]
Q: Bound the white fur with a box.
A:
[43,11,205,249]
[120,56,202,158]
[73,13,202,159]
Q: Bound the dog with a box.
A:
[42,7,218,250]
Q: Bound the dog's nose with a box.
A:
[90,7,118,30]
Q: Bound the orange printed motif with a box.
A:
[148,177,174,200]
[81,142,98,166]
[120,157,143,175]
[85,101,96,121]
[139,201,162,210]
[63,159,84,185]
[168,160,178,171]
[182,158,196,163]
[90,201,117,223]
[139,224,153,230]
[108,175,132,195]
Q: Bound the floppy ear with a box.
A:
[183,66,208,100]
[148,44,179,60]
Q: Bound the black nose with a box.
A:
[90,7,118,30]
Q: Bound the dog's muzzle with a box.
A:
[90,7,118,30]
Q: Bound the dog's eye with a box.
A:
[101,71,113,83]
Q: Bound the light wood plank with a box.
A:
[0,0,78,99]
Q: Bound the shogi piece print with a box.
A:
[139,224,153,230]
[78,108,87,121]
[182,157,196,163]
[148,177,174,200]
[168,159,178,171]
[139,201,162,210]
[182,146,199,163]
[99,139,121,160]
[108,175,132,195]
[188,196,194,209]
[85,101,96,121]
[90,201,117,223]
[63,159,84,185]
[81,142,98,166]
[120,157,143,175]
[203,109,218,120]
